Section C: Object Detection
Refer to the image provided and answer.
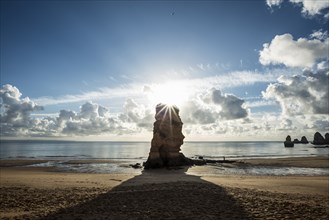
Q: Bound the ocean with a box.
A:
[1,140,328,175]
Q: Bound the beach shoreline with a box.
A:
[1,157,328,219]
[1,155,328,168]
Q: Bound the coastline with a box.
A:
[1,155,328,168]
[1,157,328,219]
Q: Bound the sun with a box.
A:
[148,81,190,107]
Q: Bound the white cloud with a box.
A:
[53,100,152,136]
[310,29,328,40]
[290,0,329,16]
[325,12,329,19]
[317,60,329,70]
[79,102,109,119]
[34,85,142,106]
[262,69,329,115]
[278,118,296,130]
[266,0,329,17]
[259,33,329,68]
[266,0,283,8]
[119,98,153,128]
[0,84,43,135]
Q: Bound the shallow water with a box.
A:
[26,158,329,176]
[1,140,328,160]
[27,161,142,174]
[1,140,328,176]
[187,164,329,176]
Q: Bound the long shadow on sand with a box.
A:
[42,167,251,220]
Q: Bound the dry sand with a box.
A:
[0,157,328,219]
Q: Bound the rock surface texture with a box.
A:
[144,104,191,169]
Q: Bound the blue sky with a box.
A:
[1,0,328,141]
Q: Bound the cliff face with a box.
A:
[144,104,191,169]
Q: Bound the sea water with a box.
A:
[0,140,328,175]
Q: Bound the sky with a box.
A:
[1,0,328,141]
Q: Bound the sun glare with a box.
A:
[149,81,189,107]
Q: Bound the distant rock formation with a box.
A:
[284,135,294,147]
[144,104,192,169]
[293,136,309,144]
[300,136,309,144]
[293,138,300,143]
[313,132,329,145]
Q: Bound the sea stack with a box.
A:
[144,103,191,169]
[284,135,294,147]
[300,136,309,144]
[313,132,329,145]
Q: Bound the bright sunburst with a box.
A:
[148,81,190,107]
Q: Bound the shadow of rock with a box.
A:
[41,167,251,220]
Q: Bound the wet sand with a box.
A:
[239,156,329,168]
[0,157,328,219]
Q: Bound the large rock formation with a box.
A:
[144,104,191,169]
[313,132,329,145]
[300,136,309,144]
[284,135,294,147]
[293,138,300,143]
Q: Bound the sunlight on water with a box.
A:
[1,140,328,176]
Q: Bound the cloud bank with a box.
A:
[262,69,329,115]
[0,84,130,137]
[1,71,328,140]
[0,84,250,138]
[0,84,44,135]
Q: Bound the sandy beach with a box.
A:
[1,157,328,219]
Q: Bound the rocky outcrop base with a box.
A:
[144,153,193,169]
